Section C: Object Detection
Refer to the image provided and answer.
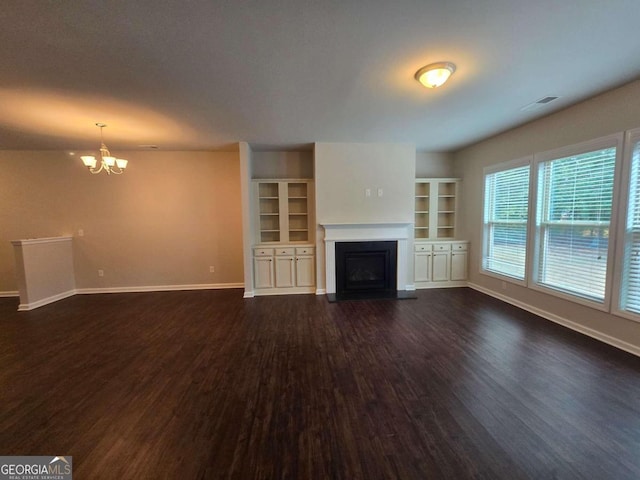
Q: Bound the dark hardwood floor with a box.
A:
[1,288,640,479]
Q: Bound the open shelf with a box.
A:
[254,179,313,245]
[415,179,459,240]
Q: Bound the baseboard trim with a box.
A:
[415,281,469,289]
[253,288,316,297]
[468,283,640,358]
[315,288,326,295]
[0,291,19,298]
[75,283,244,295]
[17,289,76,311]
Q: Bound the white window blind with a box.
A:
[483,165,530,280]
[620,138,640,314]
[535,147,616,302]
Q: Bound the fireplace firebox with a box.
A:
[334,241,397,300]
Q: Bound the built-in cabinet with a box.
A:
[414,241,468,288]
[414,178,468,288]
[253,246,315,294]
[252,178,315,295]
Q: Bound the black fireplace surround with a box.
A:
[334,241,397,300]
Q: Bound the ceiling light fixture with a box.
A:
[414,62,456,88]
[81,123,128,175]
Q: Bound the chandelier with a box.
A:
[81,123,128,175]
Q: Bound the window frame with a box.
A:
[481,156,532,286]
[529,133,624,312]
[613,127,640,323]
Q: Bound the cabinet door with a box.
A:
[450,251,468,281]
[295,255,315,287]
[275,256,295,287]
[414,252,432,282]
[432,251,450,282]
[254,257,274,289]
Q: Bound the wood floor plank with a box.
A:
[1,288,640,479]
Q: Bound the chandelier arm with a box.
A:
[89,164,104,174]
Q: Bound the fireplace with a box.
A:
[335,241,397,299]
[321,222,416,301]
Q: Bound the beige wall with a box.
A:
[454,79,640,352]
[416,152,454,177]
[0,150,243,292]
[251,151,314,179]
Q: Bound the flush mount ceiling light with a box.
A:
[414,62,456,89]
[81,123,128,175]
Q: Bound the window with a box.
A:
[483,162,530,280]
[620,132,640,315]
[534,140,619,304]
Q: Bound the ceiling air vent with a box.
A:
[520,96,560,112]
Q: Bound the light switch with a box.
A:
[377,188,383,197]
[365,188,371,197]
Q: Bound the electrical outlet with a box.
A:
[78,228,84,237]
[377,188,383,197]
[365,188,371,197]
[98,269,104,277]
[209,266,215,273]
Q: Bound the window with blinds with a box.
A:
[534,147,617,302]
[483,164,530,280]
[620,136,640,314]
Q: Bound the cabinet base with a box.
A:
[253,287,316,296]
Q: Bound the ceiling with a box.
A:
[1,0,640,152]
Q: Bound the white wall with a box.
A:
[314,142,416,291]
[239,142,255,297]
[12,237,75,309]
[315,143,415,224]
[454,79,640,354]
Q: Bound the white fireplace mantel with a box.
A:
[321,222,412,294]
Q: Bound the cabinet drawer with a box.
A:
[253,248,274,256]
[295,247,315,255]
[452,242,468,251]
[275,247,295,256]
[414,244,432,252]
[432,243,451,251]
